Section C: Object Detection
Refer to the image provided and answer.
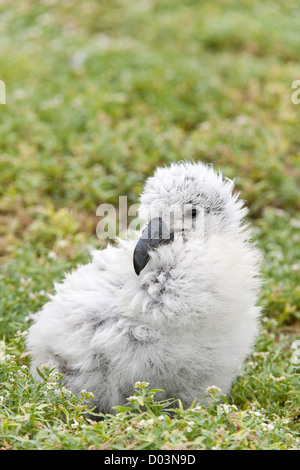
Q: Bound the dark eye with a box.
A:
[191,208,197,218]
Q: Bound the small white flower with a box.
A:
[49,370,59,377]
[269,373,286,382]
[20,277,32,286]
[291,219,300,228]
[15,329,28,338]
[126,426,133,432]
[138,419,147,427]
[4,354,15,362]
[261,423,275,431]
[192,405,202,411]
[186,426,192,432]
[57,239,68,248]
[48,251,57,260]
[80,390,95,400]
[29,292,38,300]
[158,415,164,421]
[220,404,232,414]
[71,420,79,429]
[206,385,221,395]
[24,312,36,322]
[253,352,269,359]
[134,381,149,388]
[247,361,256,368]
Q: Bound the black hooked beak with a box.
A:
[133,217,174,275]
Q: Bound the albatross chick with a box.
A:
[27,161,261,413]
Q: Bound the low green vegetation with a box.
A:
[0,0,299,449]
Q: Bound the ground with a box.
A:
[0,0,299,450]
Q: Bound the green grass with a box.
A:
[0,0,300,450]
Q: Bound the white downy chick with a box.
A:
[27,161,262,413]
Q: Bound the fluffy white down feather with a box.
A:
[27,161,262,413]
